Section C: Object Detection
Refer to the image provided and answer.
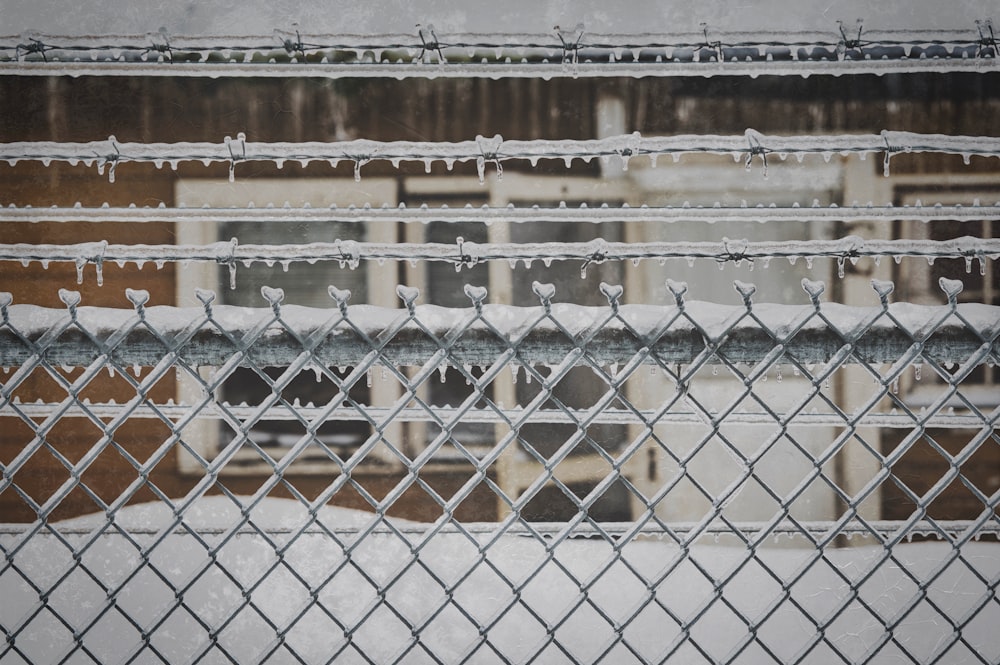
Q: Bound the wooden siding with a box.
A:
[1,73,998,523]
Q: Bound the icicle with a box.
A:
[314,365,325,382]
[75,259,86,284]
[108,366,116,378]
[366,368,373,388]
[510,364,518,384]
[439,363,448,383]
[914,364,922,381]
[836,257,846,278]
[776,365,782,383]
[132,364,142,377]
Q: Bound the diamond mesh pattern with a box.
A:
[1,277,998,664]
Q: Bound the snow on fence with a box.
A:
[2,19,1000,665]
[1,275,998,663]
[4,131,1000,183]
[2,23,999,78]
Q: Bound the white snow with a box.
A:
[2,496,998,663]
[3,295,997,368]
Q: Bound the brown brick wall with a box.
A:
[2,73,998,523]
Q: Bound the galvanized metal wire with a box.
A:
[1,236,998,287]
[1,22,997,78]
[1,202,999,225]
[4,132,999,184]
[1,277,998,663]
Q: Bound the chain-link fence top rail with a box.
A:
[2,21,1000,665]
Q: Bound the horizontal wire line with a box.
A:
[0,27,989,51]
[3,131,999,168]
[1,26,997,78]
[2,204,999,224]
[0,520,1000,539]
[2,520,996,538]
[2,237,998,268]
[4,58,1000,78]
[4,402,987,429]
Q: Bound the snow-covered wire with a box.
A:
[3,237,998,284]
[5,58,999,79]
[3,131,999,182]
[2,203,998,225]
[1,24,997,79]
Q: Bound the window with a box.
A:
[892,181,1000,405]
[174,178,399,473]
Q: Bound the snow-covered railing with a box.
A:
[2,23,998,78]
[4,131,1000,182]
[2,279,996,367]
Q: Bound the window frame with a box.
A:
[890,177,1000,408]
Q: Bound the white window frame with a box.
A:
[173,178,400,475]
[172,173,634,478]
[888,175,1000,408]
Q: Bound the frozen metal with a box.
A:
[2,23,998,78]
[1,281,998,368]
[1,202,999,225]
[1,277,998,663]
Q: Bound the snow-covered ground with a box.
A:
[2,497,998,664]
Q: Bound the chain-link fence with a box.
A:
[2,17,1000,665]
[1,272,998,663]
